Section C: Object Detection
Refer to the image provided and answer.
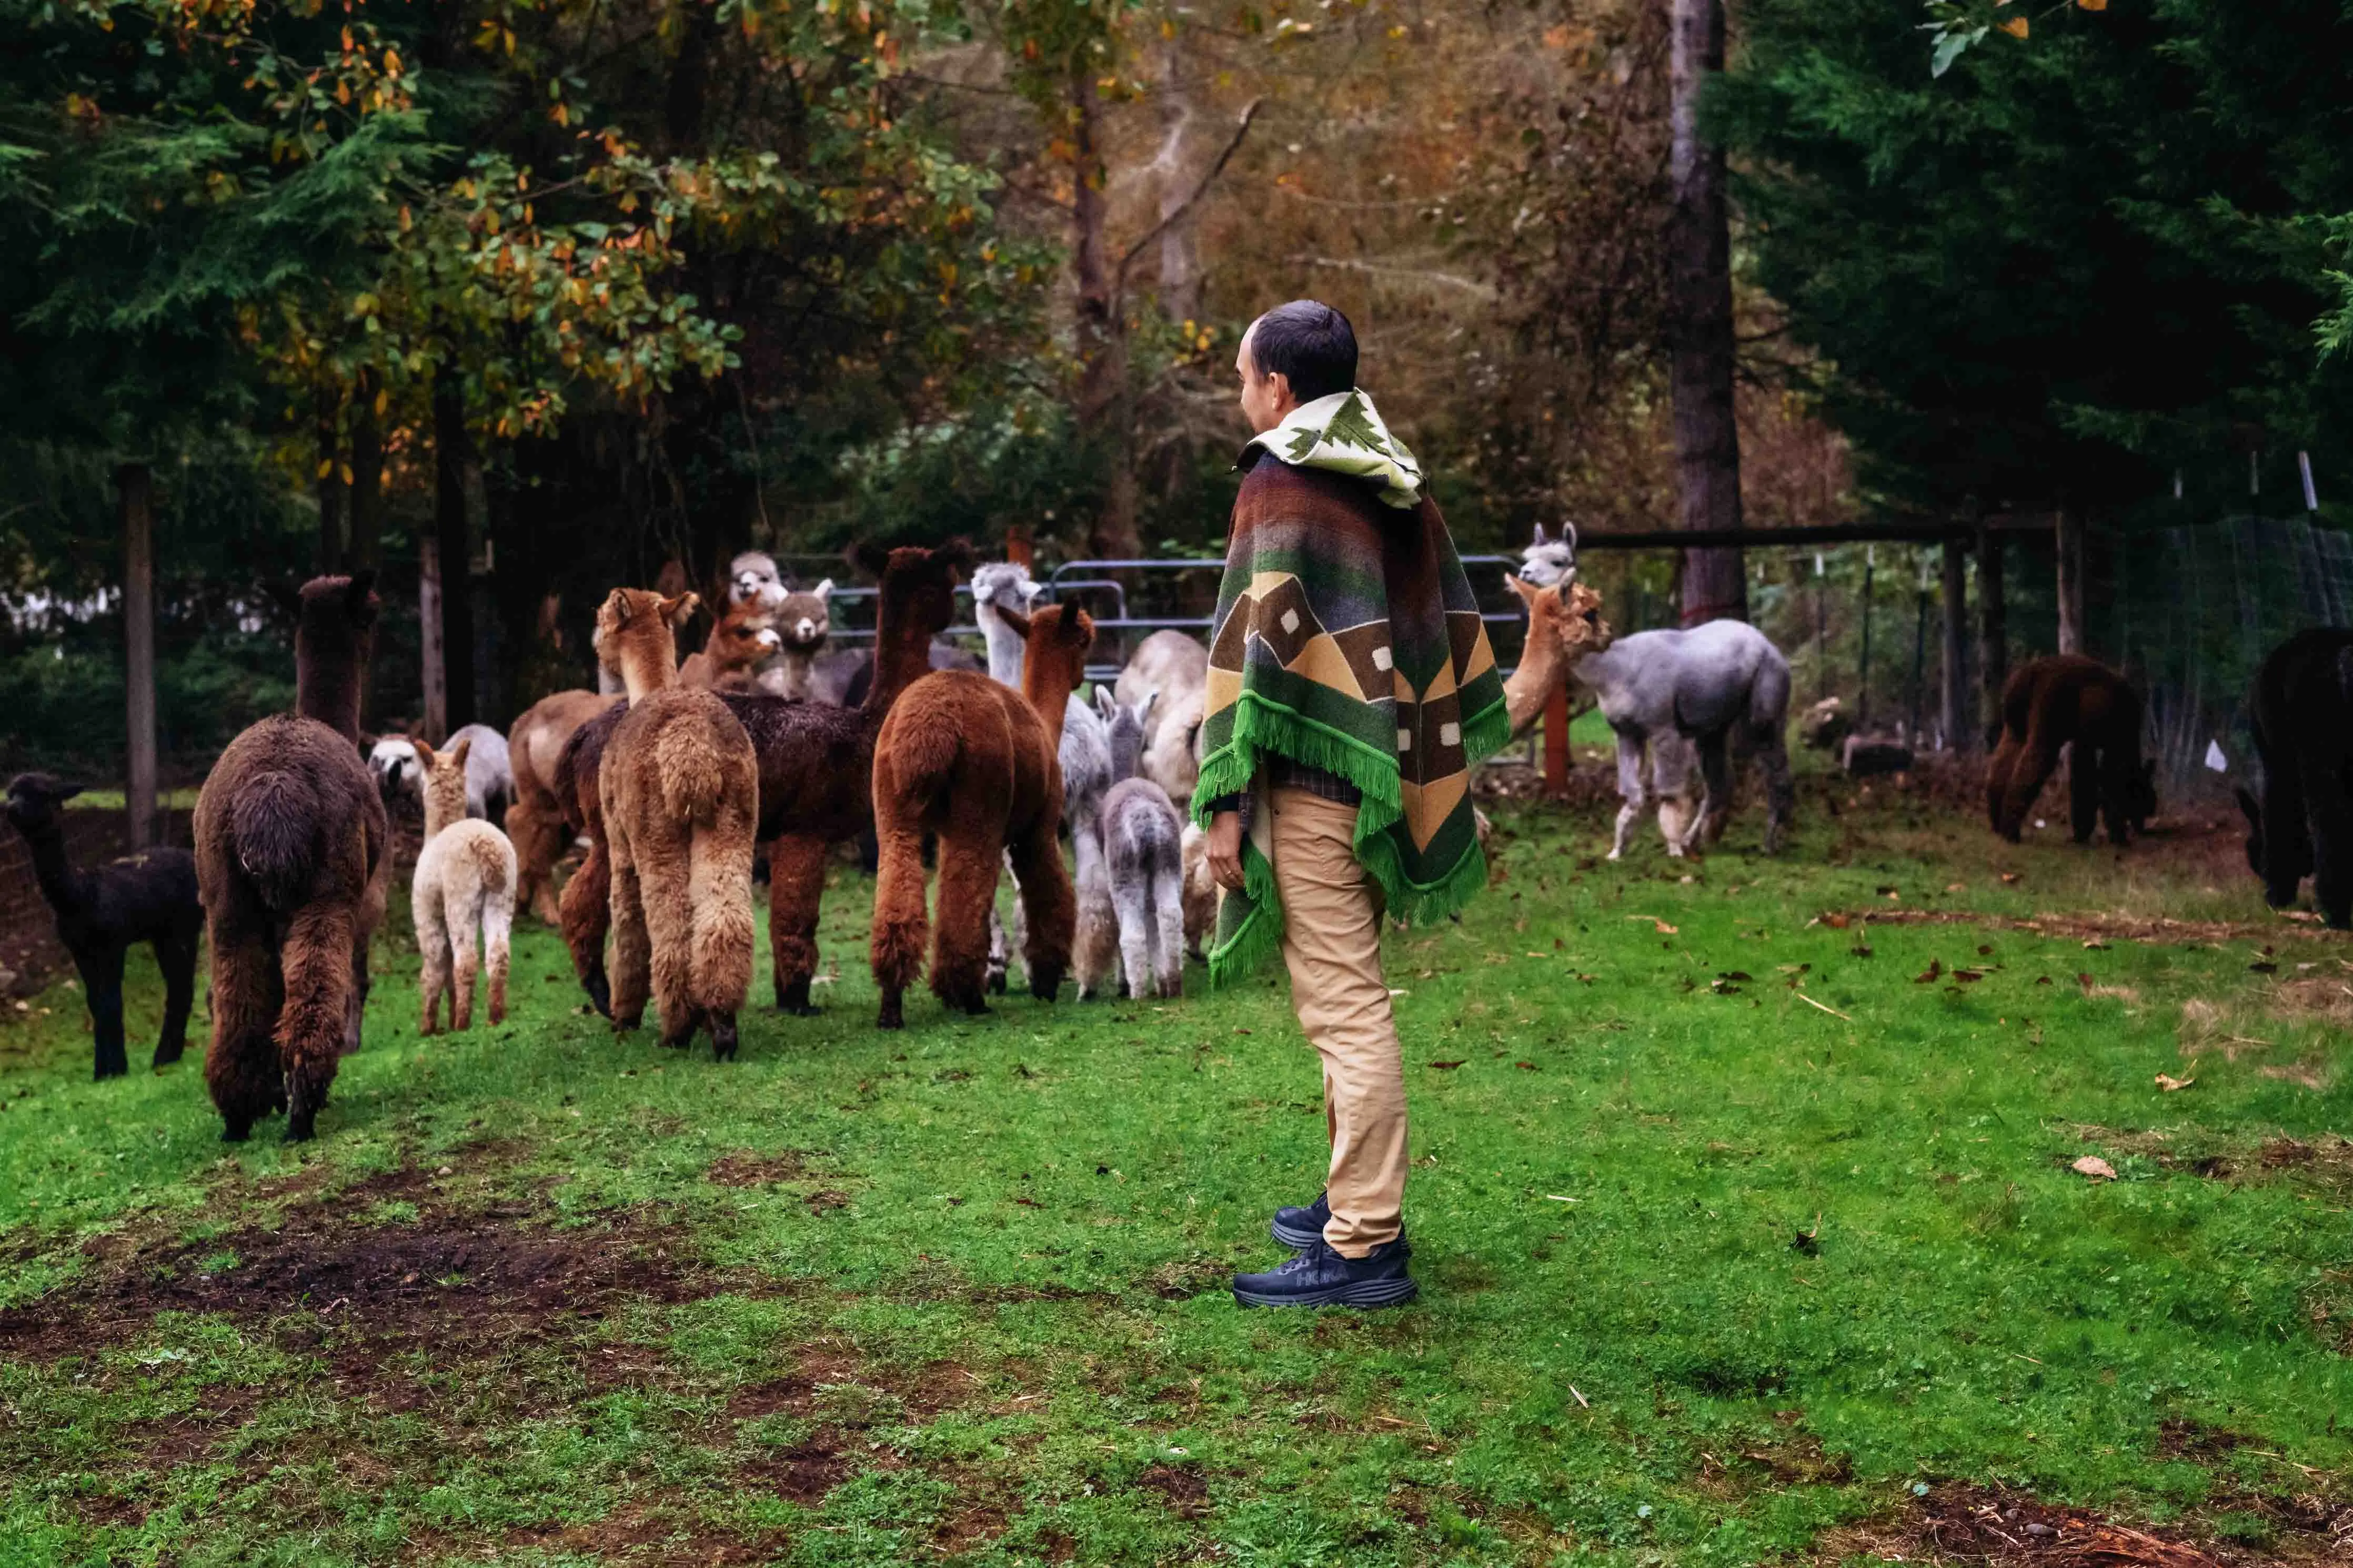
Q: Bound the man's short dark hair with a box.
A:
[1248,300,1358,402]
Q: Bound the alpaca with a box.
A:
[815,639,984,707]
[558,544,972,1016]
[1517,522,1580,589]
[1987,655,2156,845]
[505,689,619,922]
[1179,823,1215,960]
[756,580,831,700]
[3,774,202,1079]
[370,724,513,822]
[730,550,789,612]
[409,735,518,1033]
[1112,630,1210,807]
[194,572,389,1141]
[679,599,783,692]
[2237,629,2353,927]
[596,587,760,1058]
[1094,690,1185,1000]
[871,603,1094,1029]
[1502,576,1614,737]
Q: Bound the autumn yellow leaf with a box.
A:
[2077,0,2107,8]
[2000,15,2029,36]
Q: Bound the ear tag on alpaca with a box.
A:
[2204,740,2227,772]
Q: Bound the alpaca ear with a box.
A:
[413,738,439,772]
[936,538,977,579]
[1021,579,1045,608]
[1532,523,1551,548]
[1065,608,1095,651]
[999,605,1033,640]
[602,587,634,626]
[848,539,893,579]
[449,735,473,772]
[662,592,700,628]
[1095,686,1118,720]
[1140,688,1160,725]
[1561,521,1578,554]
[812,578,833,601]
[1504,573,1537,610]
[345,569,378,618]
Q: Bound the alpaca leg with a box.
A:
[1756,733,1796,856]
[1152,868,1185,999]
[348,862,383,1058]
[484,878,515,1026]
[203,896,283,1140]
[417,893,451,1037]
[1008,820,1075,1003]
[607,824,651,1031]
[870,822,930,1031]
[561,834,613,1017]
[688,805,757,1060]
[640,824,702,1051]
[508,799,565,924]
[1110,876,1153,1001]
[1608,730,1647,861]
[765,833,828,1015]
[74,945,128,1081]
[1999,729,2064,842]
[1072,838,1118,1000]
[2302,750,2353,929]
[1688,731,1733,850]
[449,882,487,1032]
[154,924,198,1068]
[1985,738,2021,836]
[2069,742,2101,845]
[278,903,356,1142]
[930,835,1002,1015]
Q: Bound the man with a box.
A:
[1194,300,1510,1309]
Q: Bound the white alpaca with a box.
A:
[1096,689,1184,999]
[410,735,518,1034]
[370,724,513,821]
[1113,630,1209,808]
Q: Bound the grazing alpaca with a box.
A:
[756,580,832,701]
[370,724,513,822]
[194,573,388,1141]
[595,588,760,1058]
[410,735,518,1033]
[1094,690,1186,1000]
[1987,655,2156,845]
[679,599,782,692]
[2238,629,2353,927]
[505,689,618,922]
[3,774,202,1079]
[1179,823,1215,960]
[871,604,1093,1029]
[1113,630,1211,807]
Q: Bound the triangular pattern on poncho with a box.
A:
[1193,391,1509,986]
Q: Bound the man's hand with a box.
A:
[1208,810,1246,892]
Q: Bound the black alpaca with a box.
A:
[3,774,203,1079]
[2237,628,2353,929]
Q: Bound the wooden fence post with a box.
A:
[2055,507,2084,656]
[1005,526,1034,572]
[1939,538,1968,751]
[119,464,157,849]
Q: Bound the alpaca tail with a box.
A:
[232,772,316,907]
[686,808,756,1016]
[655,717,733,825]
[883,707,966,813]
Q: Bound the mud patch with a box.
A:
[706,1148,814,1187]
[1824,909,2338,948]
[1135,1461,1211,1519]
[1824,1483,2224,1568]
[502,1496,784,1566]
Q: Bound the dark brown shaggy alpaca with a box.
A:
[1986,654,2156,845]
[2236,628,2353,927]
[596,588,759,1059]
[554,543,971,1016]
[194,573,389,1141]
[505,689,618,922]
[870,603,1093,1030]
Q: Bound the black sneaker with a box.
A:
[1271,1192,1330,1249]
[1232,1238,1417,1309]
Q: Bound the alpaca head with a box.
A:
[369,736,423,807]
[1095,686,1155,783]
[597,587,700,698]
[292,571,380,739]
[1001,603,1095,704]
[2,773,82,836]
[704,603,783,675]
[860,539,974,647]
[776,581,832,652]
[729,551,789,612]
[1507,575,1612,662]
[411,735,474,839]
[970,562,1043,622]
[1520,522,1579,589]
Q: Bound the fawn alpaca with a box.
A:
[193,573,389,1141]
[3,774,203,1079]
[871,604,1094,1028]
[410,735,519,1033]
[679,598,783,692]
[596,588,760,1058]
[506,689,618,921]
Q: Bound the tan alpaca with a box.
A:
[679,598,782,692]
[1502,576,1613,735]
[411,735,518,1034]
[596,587,759,1059]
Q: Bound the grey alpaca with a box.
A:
[1095,689,1185,999]
[1573,621,1796,858]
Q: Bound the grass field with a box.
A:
[1,775,2348,1567]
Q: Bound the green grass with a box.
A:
[1,783,2347,1566]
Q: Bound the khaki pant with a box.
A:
[1270,788,1406,1256]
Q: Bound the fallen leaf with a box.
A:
[2154,1073,2194,1092]
[1627,916,1678,934]
[1977,945,1994,957]
[1952,969,1985,983]
[1514,1060,1537,1070]
[1428,1060,1466,1070]
[1710,978,1743,995]
[1999,872,2022,885]
[1720,970,1754,983]
[1851,941,1875,958]
[1915,959,1944,984]
[1947,882,1968,893]
[2083,939,2110,951]
[2071,1155,2118,1181]
[2076,973,2096,994]
[2248,960,2278,975]
[1824,913,1853,929]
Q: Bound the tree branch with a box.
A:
[1113,98,1262,302]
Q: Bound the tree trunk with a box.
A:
[1940,537,1968,751]
[1153,32,1203,326]
[1666,0,1746,625]
[1977,524,2007,746]
[1070,60,1139,561]
[347,369,385,572]
[119,463,157,849]
[315,396,346,573]
[434,375,475,730]
[2055,507,2085,656]
[420,536,448,742]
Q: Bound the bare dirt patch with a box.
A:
[706,1148,814,1187]
[1823,909,2339,947]
[1824,1483,2224,1568]
[1135,1461,1212,1519]
[502,1495,785,1566]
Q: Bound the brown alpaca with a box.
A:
[871,603,1093,1030]
[679,599,782,692]
[596,588,760,1058]
[555,544,971,1017]
[506,689,618,922]
[194,573,389,1142]
[1501,576,1614,735]
[1986,654,2156,844]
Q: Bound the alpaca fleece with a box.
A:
[505,689,618,923]
[194,573,388,1142]
[1986,655,2155,845]
[3,774,203,1079]
[410,736,518,1034]
[871,603,1092,1029]
[2237,628,2353,927]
